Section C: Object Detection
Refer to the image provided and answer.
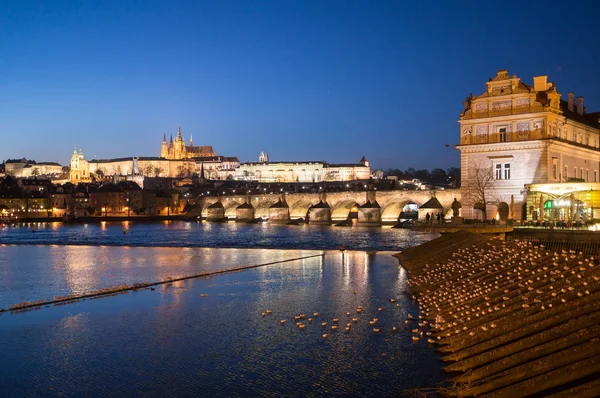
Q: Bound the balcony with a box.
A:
[463,105,544,120]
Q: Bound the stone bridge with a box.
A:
[198,189,461,226]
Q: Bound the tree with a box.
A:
[31,167,40,177]
[462,161,497,220]
[144,163,154,176]
[154,167,163,177]
[177,165,190,178]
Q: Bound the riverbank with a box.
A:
[397,231,600,397]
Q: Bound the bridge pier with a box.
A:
[357,200,381,227]
[268,198,290,224]
[206,201,225,221]
[236,202,255,222]
[309,200,331,225]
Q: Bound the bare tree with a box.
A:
[462,161,497,220]
[144,163,154,176]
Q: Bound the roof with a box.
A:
[325,163,368,168]
[36,162,62,166]
[559,100,600,129]
[360,200,380,209]
[420,197,444,209]
[242,161,324,166]
[270,199,289,208]
[92,183,123,193]
[207,201,224,209]
[311,200,330,209]
[118,181,142,191]
[6,158,28,164]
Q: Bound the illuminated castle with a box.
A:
[160,126,216,159]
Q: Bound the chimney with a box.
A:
[577,96,584,115]
[533,76,547,92]
[568,93,575,112]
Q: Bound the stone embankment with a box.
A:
[397,231,600,397]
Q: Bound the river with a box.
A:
[0,221,445,397]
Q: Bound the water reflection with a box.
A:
[0,251,445,396]
[0,221,438,252]
[0,245,322,308]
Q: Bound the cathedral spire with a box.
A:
[177,125,182,138]
[170,134,173,144]
[190,134,193,147]
[163,133,166,143]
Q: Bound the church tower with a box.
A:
[160,133,169,158]
[259,150,269,163]
[69,147,90,183]
[173,125,187,159]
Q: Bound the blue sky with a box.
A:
[1,0,599,169]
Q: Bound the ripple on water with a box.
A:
[0,251,446,397]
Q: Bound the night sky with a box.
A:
[1,1,599,169]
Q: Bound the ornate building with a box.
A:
[69,147,91,183]
[160,126,216,159]
[458,69,600,221]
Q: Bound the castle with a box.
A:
[160,126,216,159]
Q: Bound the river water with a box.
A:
[0,222,445,397]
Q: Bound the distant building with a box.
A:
[458,69,600,221]
[69,148,91,183]
[235,154,371,183]
[5,158,63,178]
[160,126,217,160]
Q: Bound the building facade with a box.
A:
[234,154,371,183]
[5,158,63,178]
[69,148,91,183]
[458,69,600,221]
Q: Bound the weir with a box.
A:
[3,253,324,313]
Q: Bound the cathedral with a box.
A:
[160,126,216,159]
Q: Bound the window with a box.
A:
[494,163,511,180]
[504,163,511,180]
[498,127,507,142]
[552,158,558,179]
[585,169,589,182]
[574,167,577,178]
[580,168,583,179]
[564,165,568,180]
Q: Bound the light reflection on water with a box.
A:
[0,221,438,251]
[0,249,446,397]
[0,245,320,308]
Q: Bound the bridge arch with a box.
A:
[381,199,420,223]
[254,200,277,219]
[331,199,360,221]
[289,199,315,219]
[224,200,241,218]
